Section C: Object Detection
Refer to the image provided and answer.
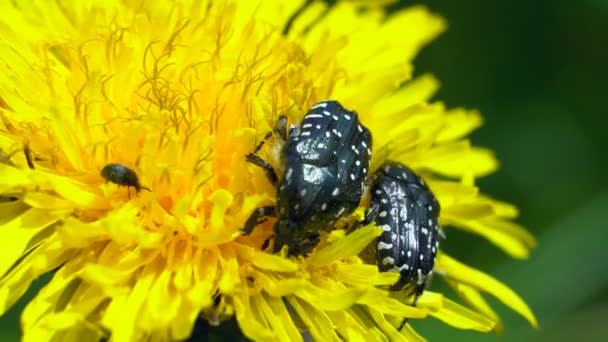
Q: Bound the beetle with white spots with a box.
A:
[365,160,442,311]
[242,100,373,256]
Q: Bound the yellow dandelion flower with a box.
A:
[0,0,537,341]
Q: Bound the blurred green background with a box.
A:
[2,0,607,341]
[410,0,608,341]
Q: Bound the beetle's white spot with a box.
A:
[294,204,300,210]
[357,125,363,132]
[310,102,327,109]
[399,264,410,271]
[417,269,423,284]
[316,124,321,130]
[337,207,346,216]
[317,143,326,149]
[321,203,327,211]
[363,168,367,173]
[350,173,356,180]
[380,224,391,232]
[428,205,433,211]
[421,228,429,235]
[300,189,307,197]
[355,160,360,166]
[301,131,311,136]
[323,110,331,116]
[361,141,367,148]
[367,148,371,155]
[381,198,388,204]
[332,129,342,137]
[306,114,323,119]
[383,166,391,173]
[420,254,424,261]
[402,172,408,179]
[302,123,312,129]
[379,211,387,218]
[332,115,339,121]
[377,241,393,250]
[375,190,382,195]
[286,168,293,180]
[391,233,397,241]
[407,250,412,258]
[431,247,436,253]
[325,131,331,138]
[344,114,352,120]
[332,187,340,196]
[341,159,346,164]
[382,256,395,265]
[428,219,433,226]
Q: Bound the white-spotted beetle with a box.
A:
[242,100,373,256]
[365,160,442,329]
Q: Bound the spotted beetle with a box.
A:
[242,100,373,256]
[365,160,441,328]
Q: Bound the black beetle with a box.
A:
[242,100,373,256]
[365,160,442,329]
[101,163,150,195]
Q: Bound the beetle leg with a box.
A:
[363,201,380,225]
[288,232,320,256]
[274,115,288,141]
[287,124,300,138]
[246,153,279,187]
[397,285,425,331]
[242,206,276,235]
[252,130,273,155]
[261,233,275,251]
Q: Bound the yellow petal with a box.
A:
[448,280,503,333]
[303,224,382,267]
[234,243,299,273]
[412,142,498,178]
[0,236,71,315]
[358,287,427,318]
[333,263,399,287]
[417,291,496,332]
[287,297,341,342]
[371,74,440,119]
[367,308,410,342]
[253,294,303,342]
[443,215,536,259]
[0,207,66,277]
[217,244,241,293]
[436,109,483,142]
[233,288,275,342]
[435,253,538,327]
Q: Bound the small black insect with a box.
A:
[101,163,150,195]
[242,100,373,256]
[365,160,442,329]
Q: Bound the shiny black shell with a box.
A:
[367,161,440,290]
[273,100,373,255]
[101,163,144,192]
